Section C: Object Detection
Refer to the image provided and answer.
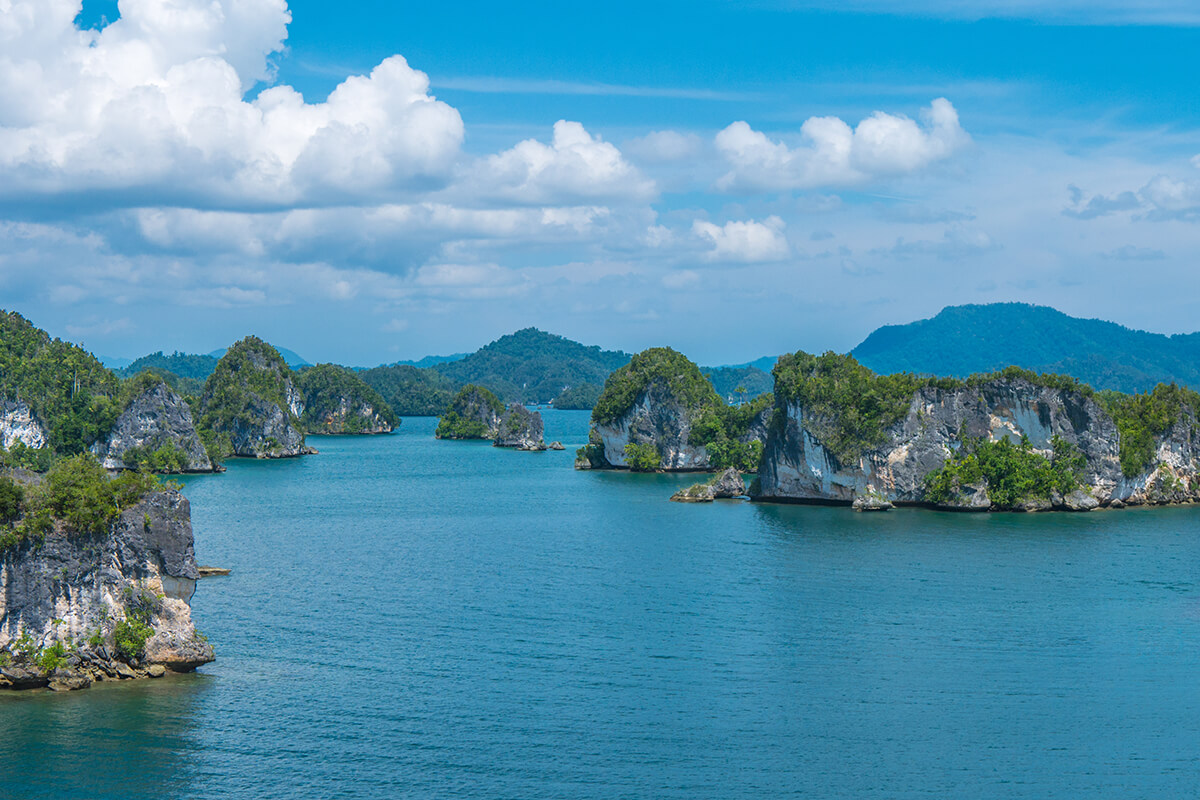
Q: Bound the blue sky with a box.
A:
[2,1,1199,365]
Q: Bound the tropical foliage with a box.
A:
[358,364,458,416]
[923,436,1086,508]
[623,442,661,471]
[435,385,504,440]
[688,394,773,472]
[1099,383,1200,477]
[552,382,603,410]
[198,336,301,450]
[593,347,721,426]
[296,364,397,433]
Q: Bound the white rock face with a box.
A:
[0,399,48,450]
[595,385,710,470]
[91,382,214,471]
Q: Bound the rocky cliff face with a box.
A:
[0,486,214,690]
[307,397,394,434]
[297,364,397,435]
[756,376,1200,509]
[91,382,215,472]
[494,404,545,450]
[0,399,47,450]
[593,381,711,470]
[436,385,504,440]
[199,337,313,459]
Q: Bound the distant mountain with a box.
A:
[98,355,132,370]
[714,355,780,373]
[392,353,468,368]
[434,328,632,404]
[208,346,310,369]
[851,303,1200,394]
[701,365,774,402]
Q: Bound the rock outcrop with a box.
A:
[296,364,397,435]
[1,481,214,690]
[435,385,504,440]
[756,355,1200,510]
[671,468,747,502]
[0,399,47,451]
[198,336,313,458]
[91,379,216,472]
[494,404,546,450]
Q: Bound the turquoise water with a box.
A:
[3,410,1199,798]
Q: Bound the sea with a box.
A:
[2,411,1198,798]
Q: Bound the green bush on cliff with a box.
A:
[435,385,504,439]
[593,348,721,426]
[773,351,925,465]
[0,311,121,455]
[121,444,191,473]
[296,364,398,433]
[1098,383,1200,477]
[923,436,1085,508]
[624,442,662,471]
[113,618,154,662]
[688,394,773,472]
[0,442,54,472]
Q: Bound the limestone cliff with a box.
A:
[0,399,47,451]
[756,353,1200,510]
[297,364,397,435]
[198,336,313,458]
[1,478,214,691]
[91,379,216,472]
[435,385,504,440]
[494,404,546,450]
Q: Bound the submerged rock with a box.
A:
[494,404,546,450]
[670,468,747,503]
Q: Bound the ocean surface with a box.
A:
[3,410,1199,799]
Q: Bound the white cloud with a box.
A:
[1064,159,1200,222]
[715,98,969,192]
[469,120,655,205]
[692,216,789,262]
[661,269,700,289]
[0,0,463,207]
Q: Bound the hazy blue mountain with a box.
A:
[851,303,1200,394]
[97,354,133,370]
[392,353,468,368]
[701,365,774,402]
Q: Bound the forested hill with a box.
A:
[433,328,632,404]
[851,303,1200,394]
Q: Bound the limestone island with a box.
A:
[1,460,213,691]
[436,385,548,451]
[579,346,1200,512]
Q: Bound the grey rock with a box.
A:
[1110,498,1126,509]
[0,398,47,450]
[114,663,136,680]
[48,668,92,692]
[1064,489,1100,512]
[0,486,214,690]
[548,441,565,451]
[670,468,746,503]
[494,404,546,450]
[148,664,166,678]
[92,381,215,472]
[852,492,893,512]
[0,666,48,689]
[593,381,711,470]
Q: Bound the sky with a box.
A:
[2,1,1199,366]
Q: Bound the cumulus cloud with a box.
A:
[0,0,463,208]
[625,130,705,163]
[469,121,655,204]
[1064,161,1200,222]
[714,98,969,192]
[692,216,789,262]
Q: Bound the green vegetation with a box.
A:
[435,385,504,439]
[35,639,69,673]
[552,382,603,410]
[924,436,1086,508]
[119,351,219,383]
[0,455,165,554]
[296,364,397,433]
[358,364,458,416]
[198,336,301,449]
[852,302,1200,394]
[0,442,54,471]
[0,310,120,455]
[1099,383,1200,477]
[773,351,927,465]
[593,347,721,426]
[623,442,661,471]
[688,394,773,472]
[121,443,191,473]
[435,328,631,404]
